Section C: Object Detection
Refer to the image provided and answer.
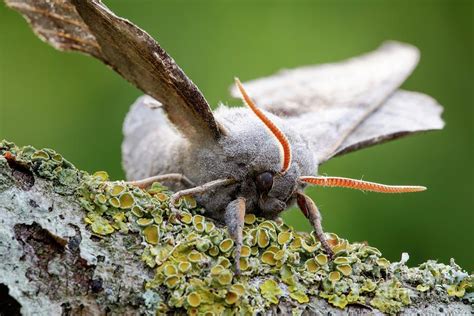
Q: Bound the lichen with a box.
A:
[1,140,473,315]
[1,140,83,195]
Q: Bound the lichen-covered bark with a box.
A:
[0,146,156,315]
[0,141,472,315]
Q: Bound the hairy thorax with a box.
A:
[178,106,317,221]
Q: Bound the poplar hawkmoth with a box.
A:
[7,0,444,272]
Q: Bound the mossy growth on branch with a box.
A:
[1,140,472,315]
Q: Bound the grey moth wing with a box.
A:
[230,42,445,163]
[6,0,222,141]
[331,90,444,157]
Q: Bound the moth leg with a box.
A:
[169,178,235,214]
[127,173,195,188]
[296,192,334,258]
[224,197,246,274]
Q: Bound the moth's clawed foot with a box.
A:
[168,202,183,220]
[169,191,183,216]
[235,267,241,276]
[231,240,243,276]
[320,238,335,259]
[234,246,242,276]
[224,198,246,275]
[170,209,183,221]
[316,230,335,259]
[327,249,335,260]
[296,192,335,259]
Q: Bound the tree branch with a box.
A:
[0,141,472,315]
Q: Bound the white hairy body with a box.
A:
[123,100,316,220]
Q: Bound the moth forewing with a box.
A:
[6,0,222,141]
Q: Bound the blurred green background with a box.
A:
[0,0,472,270]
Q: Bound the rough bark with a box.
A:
[0,142,472,315]
[0,150,151,315]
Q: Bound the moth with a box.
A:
[8,0,444,271]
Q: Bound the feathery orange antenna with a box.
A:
[235,78,292,173]
[300,176,426,193]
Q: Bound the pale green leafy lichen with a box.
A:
[260,279,283,305]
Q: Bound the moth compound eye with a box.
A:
[256,172,274,194]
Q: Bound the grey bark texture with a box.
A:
[0,143,472,315]
[0,155,151,315]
